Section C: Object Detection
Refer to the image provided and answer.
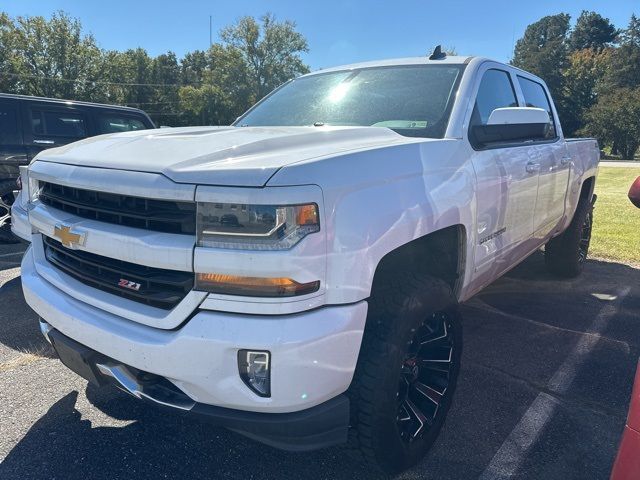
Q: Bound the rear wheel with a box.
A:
[545,197,594,278]
[347,273,462,474]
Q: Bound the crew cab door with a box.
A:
[467,67,539,272]
[516,75,569,235]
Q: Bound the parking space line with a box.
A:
[478,287,630,480]
[465,299,632,350]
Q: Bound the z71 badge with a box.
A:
[118,279,142,291]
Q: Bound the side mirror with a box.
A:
[471,107,550,148]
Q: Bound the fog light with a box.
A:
[238,350,271,397]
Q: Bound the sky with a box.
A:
[2,0,638,71]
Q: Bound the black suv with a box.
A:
[0,94,155,242]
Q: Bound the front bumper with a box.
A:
[44,325,350,451]
[21,246,367,413]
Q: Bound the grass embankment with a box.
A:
[591,166,640,265]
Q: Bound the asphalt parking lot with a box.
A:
[1,240,638,480]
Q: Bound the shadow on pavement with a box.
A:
[0,386,382,480]
[0,256,54,357]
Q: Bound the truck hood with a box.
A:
[35,126,413,187]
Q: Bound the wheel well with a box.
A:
[371,225,465,295]
[580,177,595,202]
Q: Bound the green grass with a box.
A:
[591,167,640,265]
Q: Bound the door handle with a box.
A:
[561,156,571,165]
[525,162,541,173]
[33,139,55,145]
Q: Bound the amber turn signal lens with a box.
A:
[196,273,320,297]
[296,204,319,226]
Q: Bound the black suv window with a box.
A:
[471,69,518,126]
[31,109,87,138]
[0,104,18,135]
[97,114,147,134]
[517,76,557,139]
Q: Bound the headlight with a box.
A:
[196,202,319,250]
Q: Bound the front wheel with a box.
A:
[347,273,462,474]
[545,196,594,278]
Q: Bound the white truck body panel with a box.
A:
[15,55,600,418]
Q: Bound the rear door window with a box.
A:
[30,109,88,138]
[0,104,18,135]
[0,102,21,144]
[517,76,557,139]
[96,114,147,134]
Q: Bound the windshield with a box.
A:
[235,64,465,138]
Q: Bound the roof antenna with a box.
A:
[429,45,446,60]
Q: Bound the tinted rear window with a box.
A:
[97,114,147,134]
[0,105,18,135]
[517,76,557,139]
[31,109,87,138]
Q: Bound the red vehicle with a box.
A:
[612,363,640,479]
[629,176,640,209]
[611,179,640,479]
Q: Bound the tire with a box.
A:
[0,190,19,244]
[347,273,463,474]
[545,196,594,278]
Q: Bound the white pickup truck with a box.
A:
[12,50,599,473]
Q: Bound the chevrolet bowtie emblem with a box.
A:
[53,224,86,248]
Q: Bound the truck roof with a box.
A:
[0,92,147,114]
[303,55,476,76]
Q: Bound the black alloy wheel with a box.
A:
[396,311,455,442]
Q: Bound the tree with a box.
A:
[150,52,182,125]
[220,14,309,100]
[561,48,611,136]
[177,14,309,126]
[0,10,311,127]
[181,50,208,86]
[606,14,640,89]
[8,11,104,100]
[0,13,19,92]
[512,14,571,117]
[179,84,230,126]
[569,11,618,51]
[583,88,640,159]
